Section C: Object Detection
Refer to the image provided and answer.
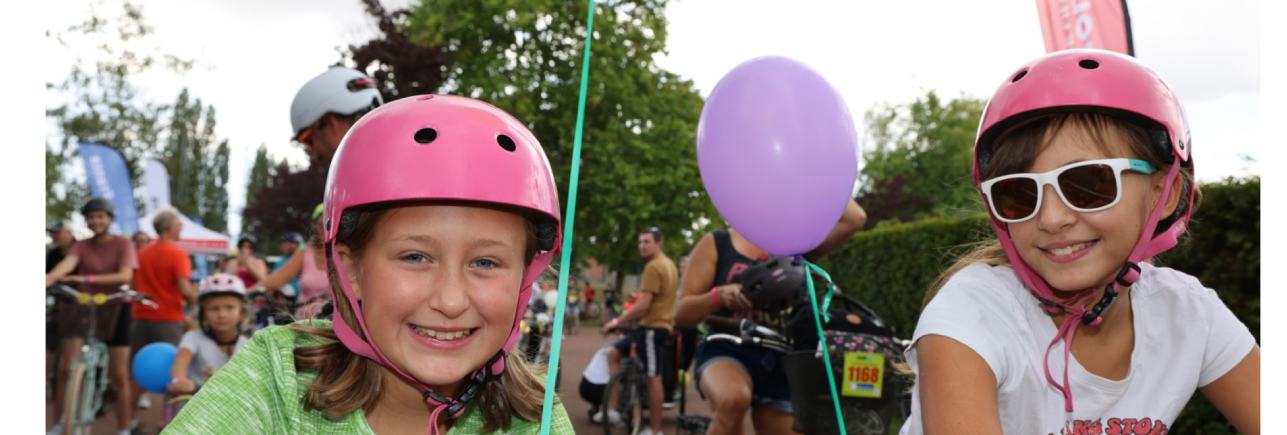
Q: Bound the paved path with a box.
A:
[46,322,755,434]
[47,389,165,435]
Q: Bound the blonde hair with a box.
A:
[290,204,546,432]
[923,112,1198,306]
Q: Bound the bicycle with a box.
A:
[683,307,913,435]
[779,291,914,435]
[48,284,155,435]
[672,315,789,434]
[672,341,704,435]
[598,325,650,435]
[160,393,194,427]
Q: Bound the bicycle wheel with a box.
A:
[601,370,644,435]
[61,361,88,434]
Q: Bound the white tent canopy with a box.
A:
[137,206,231,255]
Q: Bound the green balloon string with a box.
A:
[802,259,847,435]
[807,260,837,320]
[540,0,597,433]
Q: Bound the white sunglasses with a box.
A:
[980,158,1157,223]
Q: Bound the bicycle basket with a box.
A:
[782,292,910,435]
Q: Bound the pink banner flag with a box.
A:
[1036,0,1134,55]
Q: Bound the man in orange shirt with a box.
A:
[130,210,196,417]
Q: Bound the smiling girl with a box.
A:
[167,95,571,434]
[902,49,1259,434]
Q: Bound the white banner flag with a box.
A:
[144,159,171,213]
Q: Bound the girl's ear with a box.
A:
[335,244,362,299]
[1152,169,1185,217]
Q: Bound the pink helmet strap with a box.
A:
[995,158,1183,421]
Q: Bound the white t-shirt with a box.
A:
[179,330,250,384]
[900,263,1255,435]
[582,340,617,385]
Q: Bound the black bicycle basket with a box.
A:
[782,291,911,435]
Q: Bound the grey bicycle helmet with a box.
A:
[281,232,305,245]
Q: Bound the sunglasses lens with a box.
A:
[1058,163,1117,210]
[991,177,1039,220]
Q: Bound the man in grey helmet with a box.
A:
[289,65,383,166]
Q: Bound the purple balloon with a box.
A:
[697,56,858,256]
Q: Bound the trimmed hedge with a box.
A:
[818,177,1259,433]
[815,214,992,335]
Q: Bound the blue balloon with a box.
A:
[132,342,178,393]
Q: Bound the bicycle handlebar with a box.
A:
[48,284,158,309]
[703,315,790,353]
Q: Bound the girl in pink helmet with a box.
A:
[166,273,250,397]
[169,95,572,434]
[903,49,1258,434]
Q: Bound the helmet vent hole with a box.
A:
[1078,59,1100,69]
[496,134,517,152]
[414,128,437,144]
[1011,69,1028,82]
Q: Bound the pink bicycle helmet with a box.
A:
[322,94,561,429]
[197,273,248,300]
[973,49,1195,421]
[196,273,249,343]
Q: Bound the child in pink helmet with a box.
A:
[167,273,250,397]
[903,49,1258,434]
[169,95,572,434]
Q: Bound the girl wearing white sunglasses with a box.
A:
[902,49,1259,435]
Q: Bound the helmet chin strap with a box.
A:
[995,159,1182,426]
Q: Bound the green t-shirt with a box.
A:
[163,321,572,434]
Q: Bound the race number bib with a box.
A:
[841,351,884,398]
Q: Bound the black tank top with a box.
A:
[710,229,792,331]
[712,229,755,288]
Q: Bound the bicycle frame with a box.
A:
[50,284,155,434]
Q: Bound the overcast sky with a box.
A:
[44,0,1262,236]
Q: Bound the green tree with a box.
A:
[859,91,984,228]
[241,162,326,256]
[46,0,201,225]
[46,1,171,219]
[202,139,231,232]
[347,0,449,100]
[401,0,714,283]
[246,145,274,201]
[159,89,230,232]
